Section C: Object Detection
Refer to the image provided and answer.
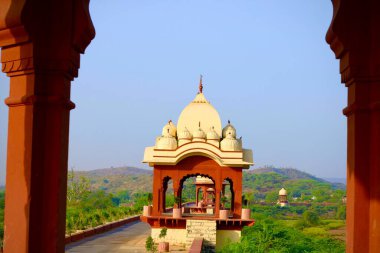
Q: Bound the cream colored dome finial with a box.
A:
[198,75,203,94]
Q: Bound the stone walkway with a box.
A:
[65,221,151,253]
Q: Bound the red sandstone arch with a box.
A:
[151,156,243,218]
[0,1,379,252]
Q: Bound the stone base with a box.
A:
[151,228,187,246]
[151,220,242,252]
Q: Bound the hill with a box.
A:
[250,167,345,190]
[73,166,345,203]
[73,166,153,194]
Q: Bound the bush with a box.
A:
[218,218,345,253]
[145,236,157,252]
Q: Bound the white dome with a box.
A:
[177,93,222,138]
[222,121,236,138]
[206,126,220,140]
[162,120,177,137]
[178,127,192,140]
[279,188,287,195]
[156,135,177,150]
[220,136,241,151]
[193,127,206,140]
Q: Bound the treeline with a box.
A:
[65,170,150,234]
[243,172,346,204]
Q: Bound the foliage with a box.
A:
[220,196,228,208]
[159,227,168,240]
[145,236,157,252]
[303,210,320,226]
[65,172,152,234]
[67,168,91,205]
[218,218,345,253]
[336,205,346,220]
[174,196,181,208]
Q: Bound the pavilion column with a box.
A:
[163,184,168,212]
[173,179,180,207]
[233,178,242,218]
[326,1,380,252]
[0,1,95,252]
[152,170,161,216]
[214,188,221,218]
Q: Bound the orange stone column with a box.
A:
[0,0,95,252]
[233,176,242,218]
[326,0,380,252]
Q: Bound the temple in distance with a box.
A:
[141,77,254,251]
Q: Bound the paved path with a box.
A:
[65,221,151,253]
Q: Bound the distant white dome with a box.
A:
[206,126,220,140]
[279,188,287,195]
[178,127,192,140]
[222,121,236,138]
[162,120,177,137]
[177,93,222,138]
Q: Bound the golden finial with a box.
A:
[198,75,203,94]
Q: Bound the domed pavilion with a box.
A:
[141,77,254,250]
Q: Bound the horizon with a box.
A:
[0,1,346,185]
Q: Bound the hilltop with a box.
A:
[250,167,322,181]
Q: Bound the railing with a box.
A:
[65,215,140,244]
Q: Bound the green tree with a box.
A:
[67,168,90,205]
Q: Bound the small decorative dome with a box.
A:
[193,127,206,139]
[156,128,178,150]
[222,120,236,138]
[279,188,287,195]
[192,122,206,140]
[162,120,177,137]
[220,135,241,151]
[178,127,192,140]
[206,126,220,140]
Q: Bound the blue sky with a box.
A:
[0,1,346,184]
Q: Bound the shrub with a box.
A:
[145,236,157,252]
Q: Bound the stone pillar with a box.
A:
[163,184,168,212]
[233,181,242,218]
[0,0,95,252]
[326,1,380,252]
[152,170,161,216]
[173,179,180,207]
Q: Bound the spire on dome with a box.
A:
[198,75,203,94]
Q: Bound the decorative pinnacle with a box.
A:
[228,120,231,124]
[198,75,203,94]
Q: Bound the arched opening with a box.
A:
[162,176,174,213]
[221,178,234,217]
[180,173,216,216]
